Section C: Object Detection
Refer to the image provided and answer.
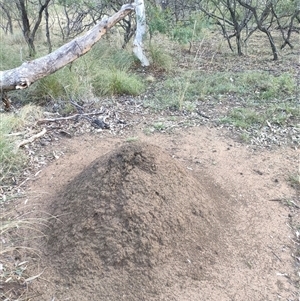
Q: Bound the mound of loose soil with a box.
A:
[43,142,232,300]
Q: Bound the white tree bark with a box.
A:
[133,0,150,67]
[0,4,135,93]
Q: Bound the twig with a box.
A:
[24,269,45,283]
[36,111,105,124]
[1,92,11,111]
[197,111,210,119]
[266,120,275,133]
[70,100,84,112]
[17,128,47,148]
[19,177,30,187]
[4,131,27,137]
[269,248,282,262]
[269,198,300,209]
[290,200,300,209]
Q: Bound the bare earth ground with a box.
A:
[5,124,298,301]
[1,33,300,300]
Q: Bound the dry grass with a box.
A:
[0,206,49,300]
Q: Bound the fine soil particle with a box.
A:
[42,142,233,300]
[21,126,298,301]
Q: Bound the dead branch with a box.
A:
[36,111,105,124]
[17,128,47,148]
[1,92,11,111]
[0,4,135,93]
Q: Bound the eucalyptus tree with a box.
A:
[266,0,299,50]
[199,0,253,56]
[0,2,14,34]
[55,0,109,41]
[199,0,300,60]
[15,0,52,57]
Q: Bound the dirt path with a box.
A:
[21,125,299,301]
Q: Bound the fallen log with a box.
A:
[0,4,135,94]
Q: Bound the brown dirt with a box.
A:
[20,125,299,301]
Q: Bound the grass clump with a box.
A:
[189,71,296,100]
[17,42,144,104]
[88,42,136,72]
[0,105,43,185]
[0,209,47,298]
[148,43,173,72]
[288,173,300,189]
[89,43,145,96]
[267,102,300,125]
[222,98,300,130]
[147,70,296,112]
[0,115,24,185]
[24,63,93,104]
[0,41,23,70]
[144,73,192,110]
[222,108,265,129]
[153,122,166,131]
[126,136,139,142]
[221,101,300,129]
[193,72,241,97]
[92,69,145,96]
[241,72,295,100]
[27,73,67,102]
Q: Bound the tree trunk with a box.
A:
[133,0,149,66]
[16,0,36,57]
[45,4,52,53]
[237,0,278,60]
[0,3,13,34]
[262,29,278,60]
[0,4,135,93]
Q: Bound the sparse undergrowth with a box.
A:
[1,31,298,183]
[146,70,297,113]
[17,42,145,105]
[0,208,47,300]
[0,105,43,185]
[288,173,300,190]
[1,32,299,186]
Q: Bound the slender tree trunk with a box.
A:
[16,0,51,57]
[133,0,149,66]
[45,5,52,53]
[16,0,36,57]
[0,3,13,34]
[237,0,278,60]
[236,31,242,56]
[262,29,278,60]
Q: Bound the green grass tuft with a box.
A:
[148,43,173,72]
[0,40,24,70]
[187,71,296,100]
[222,108,265,129]
[0,115,24,185]
[92,69,145,96]
[0,105,43,185]
[20,42,143,103]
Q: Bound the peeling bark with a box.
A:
[0,4,135,94]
